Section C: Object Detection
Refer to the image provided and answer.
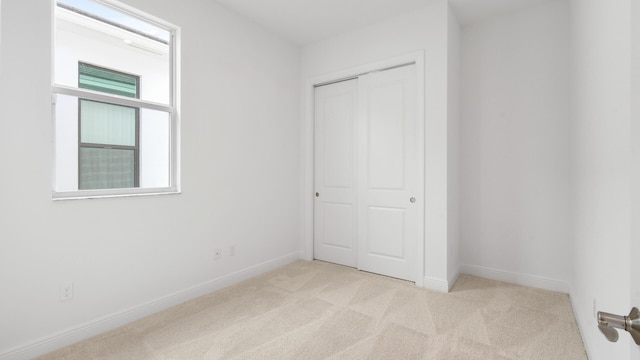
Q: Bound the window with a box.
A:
[52,0,180,199]
[78,63,140,190]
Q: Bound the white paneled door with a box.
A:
[314,65,419,281]
[314,79,359,268]
[357,65,418,281]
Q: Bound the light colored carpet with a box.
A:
[38,260,587,359]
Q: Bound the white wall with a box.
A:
[570,0,632,358]
[301,0,455,289]
[447,4,461,286]
[0,0,300,358]
[459,0,572,291]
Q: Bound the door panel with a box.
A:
[367,206,406,259]
[368,82,406,190]
[323,94,353,188]
[321,202,354,249]
[314,79,358,268]
[358,65,417,281]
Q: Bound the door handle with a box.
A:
[597,307,640,345]
[315,192,320,198]
[410,197,416,203]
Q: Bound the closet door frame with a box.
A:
[302,51,425,287]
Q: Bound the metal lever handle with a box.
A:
[597,307,640,345]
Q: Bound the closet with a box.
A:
[313,64,419,281]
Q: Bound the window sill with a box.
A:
[52,187,181,201]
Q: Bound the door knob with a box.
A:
[410,197,416,203]
[597,307,640,345]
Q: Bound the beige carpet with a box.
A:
[38,260,587,359]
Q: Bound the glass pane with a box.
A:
[79,147,135,190]
[57,0,170,42]
[54,94,79,192]
[80,100,136,146]
[55,0,171,104]
[54,93,173,193]
[140,109,170,188]
[79,63,138,98]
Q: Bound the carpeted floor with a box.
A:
[38,260,587,359]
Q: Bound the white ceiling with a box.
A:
[215,0,552,46]
[215,0,437,46]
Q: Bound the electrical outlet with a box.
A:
[60,282,73,301]
[214,248,222,260]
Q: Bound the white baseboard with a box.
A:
[0,252,300,360]
[423,276,450,293]
[460,264,570,293]
[423,271,460,293]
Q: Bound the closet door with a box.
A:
[357,65,418,281]
[313,79,358,268]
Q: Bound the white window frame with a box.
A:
[51,0,181,200]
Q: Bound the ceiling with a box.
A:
[214,0,552,46]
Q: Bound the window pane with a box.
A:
[80,100,136,146]
[79,63,138,98]
[140,108,170,188]
[54,94,173,193]
[57,0,171,43]
[55,0,171,104]
[79,147,135,190]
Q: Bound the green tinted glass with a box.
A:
[79,63,138,98]
[80,100,136,146]
[79,147,135,190]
